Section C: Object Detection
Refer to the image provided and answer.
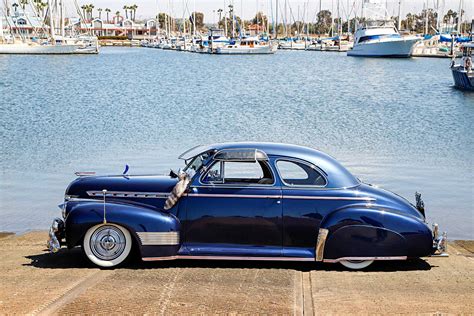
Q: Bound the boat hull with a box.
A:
[451,67,474,91]
[0,43,98,54]
[216,45,277,54]
[348,38,418,57]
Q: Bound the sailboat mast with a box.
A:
[456,0,462,34]
[60,0,65,40]
[0,2,4,42]
[47,0,56,41]
[397,0,401,31]
[224,0,227,36]
[0,13,3,42]
[275,0,278,38]
[193,0,196,36]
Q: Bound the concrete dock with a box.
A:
[0,232,473,314]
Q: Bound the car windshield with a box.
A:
[183,151,212,177]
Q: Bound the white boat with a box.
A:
[0,0,99,54]
[450,42,474,91]
[278,39,306,50]
[216,37,277,54]
[0,41,97,54]
[348,20,418,57]
[306,37,352,52]
[412,35,461,58]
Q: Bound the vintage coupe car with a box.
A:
[48,142,447,269]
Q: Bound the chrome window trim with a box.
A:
[87,191,170,199]
[185,193,373,201]
[187,193,282,199]
[213,148,269,161]
[198,160,276,187]
[275,157,328,188]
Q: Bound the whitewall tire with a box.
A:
[83,223,132,268]
[339,260,374,270]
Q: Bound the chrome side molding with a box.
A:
[136,232,180,246]
[315,228,329,262]
[323,256,407,263]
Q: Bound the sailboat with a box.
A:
[0,0,99,54]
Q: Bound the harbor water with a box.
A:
[0,47,473,239]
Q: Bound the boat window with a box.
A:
[201,161,274,185]
[277,160,326,186]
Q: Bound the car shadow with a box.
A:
[25,248,433,272]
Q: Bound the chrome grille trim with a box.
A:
[136,232,180,246]
[87,191,170,199]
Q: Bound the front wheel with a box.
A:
[339,259,374,270]
[83,223,132,268]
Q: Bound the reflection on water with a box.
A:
[0,48,473,239]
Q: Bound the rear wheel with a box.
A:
[83,223,132,268]
[339,259,374,270]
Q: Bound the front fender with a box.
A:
[65,200,180,257]
[320,206,432,259]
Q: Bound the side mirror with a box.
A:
[169,169,178,178]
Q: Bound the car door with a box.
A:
[182,151,283,257]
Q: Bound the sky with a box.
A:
[74,0,473,23]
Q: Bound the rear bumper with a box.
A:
[47,218,65,253]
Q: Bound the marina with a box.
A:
[0,0,473,314]
[1,46,473,239]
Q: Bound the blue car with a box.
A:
[48,142,447,269]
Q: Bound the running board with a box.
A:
[142,255,315,262]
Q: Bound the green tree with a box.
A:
[189,12,204,32]
[314,10,332,34]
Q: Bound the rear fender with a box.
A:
[320,206,432,259]
[65,200,180,257]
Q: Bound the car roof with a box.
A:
[181,142,360,189]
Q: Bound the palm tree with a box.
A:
[130,4,137,21]
[123,5,129,19]
[88,4,94,20]
[115,11,120,24]
[81,4,87,19]
[217,8,223,22]
[105,8,111,23]
[19,0,28,10]
[97,8,102,20]
[39,1,47,18]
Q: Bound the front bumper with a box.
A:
[431,223,448,257]
[47,218,65,253]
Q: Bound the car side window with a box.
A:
[277,160,326,186]
[202,161,274,185]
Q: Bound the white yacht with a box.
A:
[216,37,277,55]
[348,20,418,57]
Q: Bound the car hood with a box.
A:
[66,175,178,199]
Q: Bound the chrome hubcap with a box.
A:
[90,225,126,261]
